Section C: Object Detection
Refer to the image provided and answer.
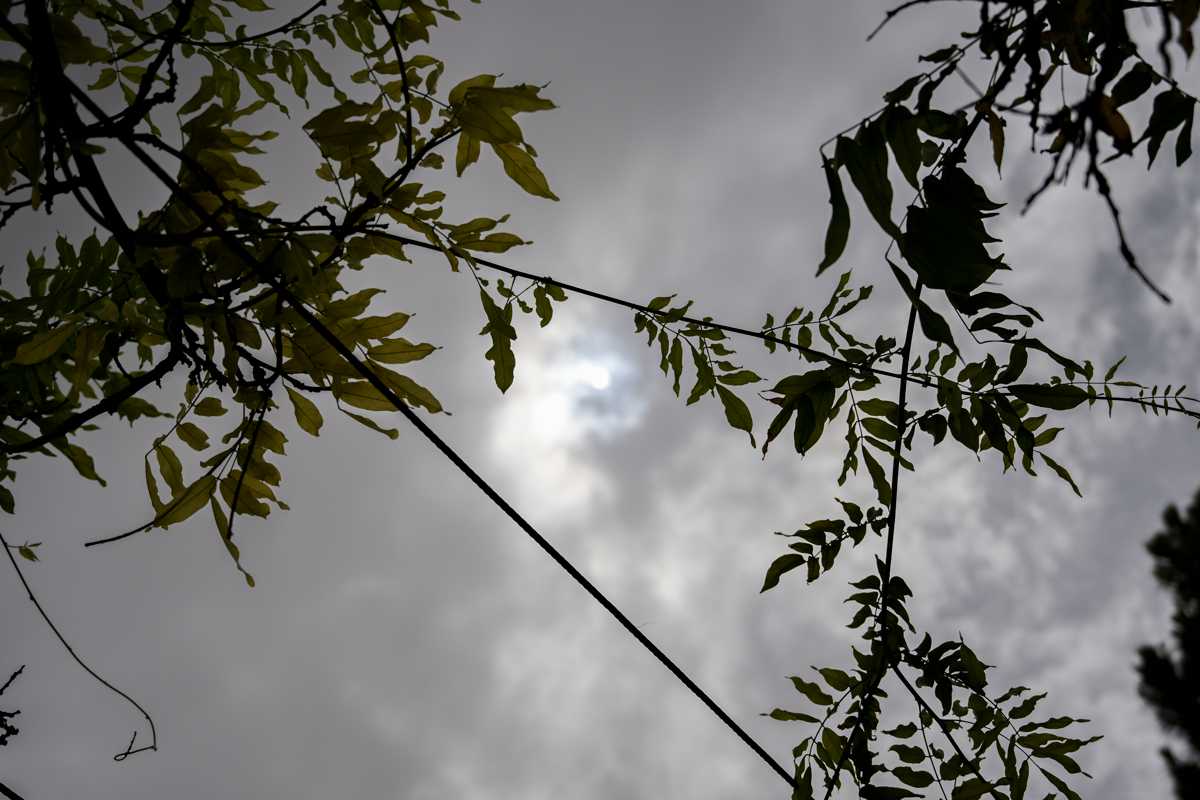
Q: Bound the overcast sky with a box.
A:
[3,2,1199,799]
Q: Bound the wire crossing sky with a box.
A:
[1,2,1198,799]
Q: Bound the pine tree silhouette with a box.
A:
[1139,487,1200,799]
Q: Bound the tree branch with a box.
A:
[1,531,157,761]
[0,350,180,456]
[16,36,799,790]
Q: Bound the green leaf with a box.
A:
[884,106,923,189]
[718,369,761,386]
[765,708,819,723]
[1041,770,1082,800]
[210,498,255,587]
[355,312,412,341]
[286,387,324,436]
[155,444,185,495]
[1008,691,1048,720]
[817,158,850,274]
[17,543,40,562]
[792,766,815,800]
[789,675,834,706]
[817,667,854,691]
[901,168,1003,293]
[892,767,934,788]
[376,366,443,414]
[89,68,117,91]
[862,447,892,506]
[716,385,755,446]
[368,338,437,364]
[950,778,994,800]
[335,381,396,412]
[669,338,683,395]
[459,232,527,253]
[1144,89,1195,167]
[1178,99,1195,166]
[916,300,958,354]
[479,290,517,392]
[885,723,918,739]
[836,122,900,240]
[533,285,554,327]
[1111,63,1159,107]
[194,397,227,417]
[456,133,481,176]
[821,727,845,766]
[884,75,922,104]
[144,457,165,514]
[491,143,558,200]
[342,409,400,440]
[996,343,1028,384]
[11,322,76,365]
[1041,452,1081,496]
[890,744,925,764]
[157,475,217,528]
[254,421,288,454]
[984,104,1005,175]
[762,553,807,592]
[177,422,210,451]
[1103,355,1126,382]
[1008,383,1088,410]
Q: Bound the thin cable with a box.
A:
[354,231,911,383]
[3,18,800,788]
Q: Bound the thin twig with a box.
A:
[892,664,1001,797]
[1,531,157,761]
[366,0,414,165]
[0,666,23,697]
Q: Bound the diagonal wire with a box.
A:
[304,229,909,384]
[0,17,801,790]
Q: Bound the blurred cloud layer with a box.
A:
[2,2,1198,798]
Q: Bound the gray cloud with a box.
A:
[3,2,1199,799]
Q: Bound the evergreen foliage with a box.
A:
[1139,487,1200,800]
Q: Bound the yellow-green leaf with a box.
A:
[456,132,481,176]
[335,381,395,412]
[210,498,255,587]
[155,444,184,494]
[286,387,324,436]
[156,475,217,528]
[716,385,755,446]
[491,143,558,200]
[343,409,400,439]
[368,338,437,364]
[354,312,411,341]
[194,397,227,417]
[145,457,164,514]
[11,323,77,365]
[177,422,210,451]
[377,365,443,413]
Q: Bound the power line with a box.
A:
[14,24,801,790]
[357,231,908,383]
